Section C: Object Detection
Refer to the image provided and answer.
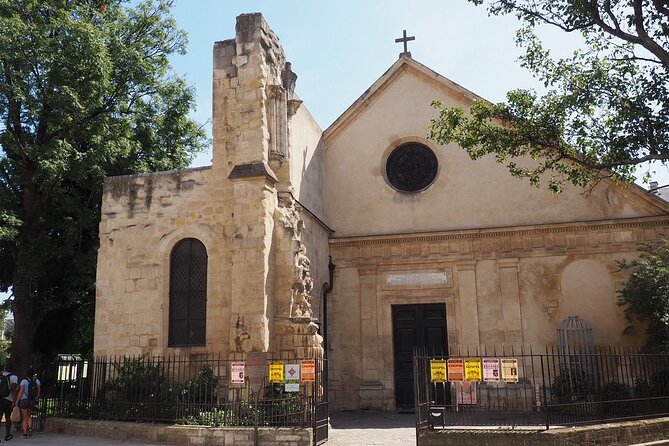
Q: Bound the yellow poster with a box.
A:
[464,359,482,382]
[269,362,284,383]
[430,360,447,382]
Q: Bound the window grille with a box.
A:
[169,238,207,346]
[557,315,596,390]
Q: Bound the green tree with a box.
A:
[429,0,669,192]
[0,0,206,372]
[618,240,669,352]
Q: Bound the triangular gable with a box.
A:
[602,180,669,215]
[323,56,483,145]
[323,56,669,217]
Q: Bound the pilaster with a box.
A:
[497,258,524,344]
[228,172,278,353]
[456,261,480,348]
[358,265,383,409]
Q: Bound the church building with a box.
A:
[93,13,669,411]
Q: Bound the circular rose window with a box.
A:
[385,143,438,192]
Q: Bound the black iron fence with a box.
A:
[415,345,669,432]
[41,353,328,444]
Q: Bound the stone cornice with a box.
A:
[227,161,278,185]
[329,216,669,248]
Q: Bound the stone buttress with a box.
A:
[213,13,322,357]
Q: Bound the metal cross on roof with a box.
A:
[395,30,415,58]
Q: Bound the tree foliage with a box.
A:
[0,0,206,370]
[429,0,669,192]
[618,240,669,353]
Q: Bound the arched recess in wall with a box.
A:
[560,259,623,345]
[168,238,208,347]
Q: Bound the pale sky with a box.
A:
[168,0,669,186]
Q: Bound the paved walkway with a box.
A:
[0,432,163,445]
[20,411,416,445]
[328,411,415,446]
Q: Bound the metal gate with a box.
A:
[313,358,328,445]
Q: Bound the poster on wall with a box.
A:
[464,359,482,382]
[231,362,245,384]
[285,363,300,381]
[482,358,500,382]
[269,362,284,383]
[301,360,315,382]
[430,360,447,382]
[501,358,519,383]
[447,358,464,382]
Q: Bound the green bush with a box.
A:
[596,381,631,415]
[551,367,594,403]
[177,390,306,428]
[597,381,631,401]
[634,370,669,398]
[650,370,669,396]
[103,356,163,400]
[100,357,221,421]
[170,365,220,406]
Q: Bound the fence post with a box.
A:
[540,355,550,430]
[413,349,420,444]
[254,389,259,446]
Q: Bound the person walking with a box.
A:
[14,367,39,439]
[0,362,18,441]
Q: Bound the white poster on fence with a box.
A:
[483,358,500,382]
[231,362,245,384]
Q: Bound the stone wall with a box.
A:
[94,166,232,358]
[327,216,669,410]
[418,417,669,446]
[46,418,312,446]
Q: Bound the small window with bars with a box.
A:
[169,238,207,346]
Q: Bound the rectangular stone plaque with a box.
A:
[386,272,448,286]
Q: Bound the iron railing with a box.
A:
[415,345,669,432]
[41,353,328,443]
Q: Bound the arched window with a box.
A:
[169,238,207,346]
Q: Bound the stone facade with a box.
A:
[94,13,326,359]
[94,13,669,412]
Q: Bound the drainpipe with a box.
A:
[321,256,335,359]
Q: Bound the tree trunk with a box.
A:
[11,259,34,377]
[11,164,41,377]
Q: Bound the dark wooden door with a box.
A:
[392,303,447,409]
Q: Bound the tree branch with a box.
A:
[602,0,622,31]
[652,0,669,17]
[586,1,669,67]
[633,0,650,39]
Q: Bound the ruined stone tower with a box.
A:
[94,13,327,359]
